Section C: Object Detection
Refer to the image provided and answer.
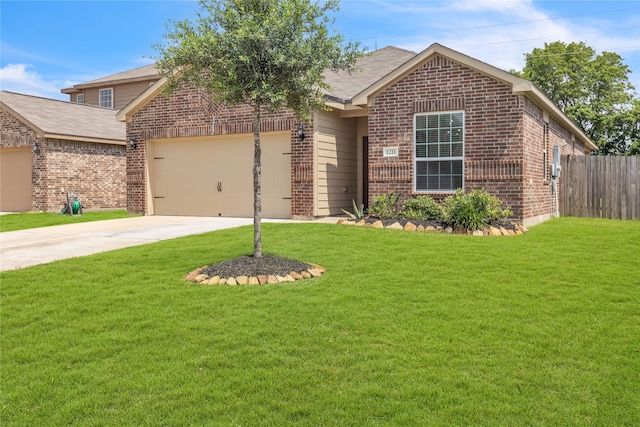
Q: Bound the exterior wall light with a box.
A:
[32,141,39,154]
[129,136,138,149]
[297,124,305,141]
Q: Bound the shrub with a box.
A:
[399,195,444,221]
[369,191,400,219]
[443,189,513,231]
[341,200,365,221]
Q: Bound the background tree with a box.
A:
[154,0,362,258]
[513,41,639,155]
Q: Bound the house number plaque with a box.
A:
[383,147,399,157]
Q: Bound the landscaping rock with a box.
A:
[404,222,417,231]
[267,275,279,284]
[195,274,209,283]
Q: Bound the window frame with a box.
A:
[413,110,465,193]
[98,88,113,109]
[76,93,84,104]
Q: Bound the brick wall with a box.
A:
[1,108,126,212]
[368,55,526,219]
[127,84,314,217]
[36,139,126,211]
[367,55,589,224]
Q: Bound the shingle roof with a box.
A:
[61,64,160,93]
[323,46,416,101]
[1,91,125,143]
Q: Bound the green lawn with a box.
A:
[1,218,638,426]
[0,210,135,232]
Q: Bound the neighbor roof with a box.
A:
[1,91,125,144]
[61,64,160,94]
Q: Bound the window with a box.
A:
[99,88,113,108]
[414,111,464,192]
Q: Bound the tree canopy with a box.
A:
[514,41,639,155]
[153,0,363,257]
[154,0,361,120]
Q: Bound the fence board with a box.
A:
[560,155,639,220]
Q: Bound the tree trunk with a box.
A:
[253,106,262,258]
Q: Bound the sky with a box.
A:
[1,0,639,101]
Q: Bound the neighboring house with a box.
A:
[61,64,160,110]
[0,91,126,212]
[116,43,597,226]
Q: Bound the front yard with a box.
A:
[1,217,638,425]
[0,210,134,232]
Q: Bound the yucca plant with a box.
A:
[341,199,366,221]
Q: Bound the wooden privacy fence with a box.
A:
[559,155,639,220]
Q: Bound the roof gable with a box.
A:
[114,43,595,151]
[351,43,595,150]
[1,91,125,144]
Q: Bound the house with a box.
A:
[61,64,160,109]
[0,91,126,212]
[116,43,597,226]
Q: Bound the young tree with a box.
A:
[153,0,362,257]
[514,41,639,155]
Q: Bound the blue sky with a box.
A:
[1,0,639,101]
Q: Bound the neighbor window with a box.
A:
[99,88,113,108]
[414,111,464,192]
[76,93,84,104]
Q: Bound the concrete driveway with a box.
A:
[0,216,296,271]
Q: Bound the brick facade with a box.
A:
[368,55,586,224]
[126,84,315,217]
[126,52,588,224]
[1,109,126,212]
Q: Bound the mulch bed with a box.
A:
[200,255,313,278]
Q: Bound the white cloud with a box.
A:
[0,63,72,100]
[368,0,639,81]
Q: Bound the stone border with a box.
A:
[338,219,528,236]
[186,264,326,285]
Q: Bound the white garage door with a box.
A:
[0,148,32,212]
[148,133,291,218]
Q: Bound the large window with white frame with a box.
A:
[414,111,464,192]
[99,88,113,108]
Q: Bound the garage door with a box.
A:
[0,148,32,212]
[148,133,291,218]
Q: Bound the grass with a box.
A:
[0,210,136,232]
[1,217,639,426]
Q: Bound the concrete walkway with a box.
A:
[0,216,307,271]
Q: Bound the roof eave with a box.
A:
[518,85,597,151]
[43,133,126,145]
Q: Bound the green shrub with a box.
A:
[443,189,513,231]
[369,191,400,219]
[341,199,365,221]
[399,195,444,220]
